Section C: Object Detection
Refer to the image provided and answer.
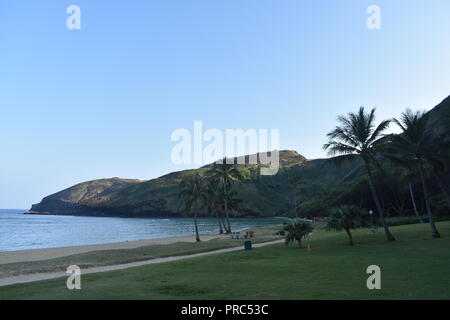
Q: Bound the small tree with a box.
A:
[284,219,314,248]
[327,205,363,246]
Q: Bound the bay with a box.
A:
[0,209,282,251]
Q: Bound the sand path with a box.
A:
[0,239,284,287]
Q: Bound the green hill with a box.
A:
[30,178,143,216]
[29,149,362,217]
[30,96,450,218]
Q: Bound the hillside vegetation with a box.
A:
[30,150,357,217]
[30,96,450,219]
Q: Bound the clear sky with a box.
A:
[1,0,449,209]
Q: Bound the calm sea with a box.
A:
[0,209,282,252]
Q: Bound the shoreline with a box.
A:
[0,232,227,264]
[23,211,281,220]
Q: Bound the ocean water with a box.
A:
[0,209,283,252]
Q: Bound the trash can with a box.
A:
[244,240,252,250]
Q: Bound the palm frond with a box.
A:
[323,142,358,157]
[367,119,391,145]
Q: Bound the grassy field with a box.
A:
[1,221,449,299]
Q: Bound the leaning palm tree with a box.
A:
[177,173,205,242]
[284,219,314,248]
[323,107,396,241]
[327,205,363,246]
[210,160,243,233]
[387,110,441,238]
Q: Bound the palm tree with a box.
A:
[202,177,224,234]
[323,106,396,241]
[388,110,441,238]
[283,219,314,248]
[210,160,243,233]
[327,205,363,245]
[178,173,205,242]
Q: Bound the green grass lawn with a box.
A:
[1,222,449,300]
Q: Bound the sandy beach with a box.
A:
[0,233,226,264]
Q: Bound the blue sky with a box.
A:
[1,0,449,208]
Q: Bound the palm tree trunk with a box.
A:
[223,180,232,234]
[365,162,396,241]
[409,183,424,223]
[224,199,231,233]
[221,217,227,232]
[418,160,440,238]
[345,228,354,246]
[194,212,201,242]
[218,211,227,231]
[216,212,223,234]
[297,238,302,248]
